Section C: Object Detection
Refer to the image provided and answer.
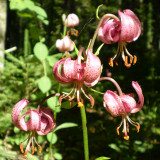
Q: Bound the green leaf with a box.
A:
[47,132,58,144]
[53,153,63,160]
[61,101,77,109]
[95,157,110,160]
[13,127,20,133]
[47,96,57,110]
[54,122,78,132]
[34,42,48,61]
[95,43,104,56]
[38,76,52,93]
[33,6,47,18]
[47,55,59,67]
[109,143,121,152]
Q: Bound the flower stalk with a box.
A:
[80,106,89,160]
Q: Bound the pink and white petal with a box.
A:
[103,19,120,44]
[19,110,41,131]
[37,108,56,135]
[63,58,76,79]
[120,95,137,113]
[124,9,141,41]
[53,58,73,84]
[103,90,126,117]
[12,99,29,128]
[83,49,101,85]
[130,81,144,113]
[118,10,135,42]
[84,75,100,87]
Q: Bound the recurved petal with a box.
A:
[53,58,74,84]
[124,9,141,41]
[118,10,135,42]
[63,58,76,79]
[130,81,144,113]
[103,90,125,117]
[103,19,120,44]
[12,99,29,129]
[83,49,101,86]
[37,108,56,135]
[19,110,41,131]
[120,95,137,113]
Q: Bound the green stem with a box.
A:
[80,106,89,160]
[48,83,61,160]
[63,24,67,38]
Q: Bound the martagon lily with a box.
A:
[98,9,141,67]
[53,47,101,107]
[12,99,56,158]
[100,77,144,140]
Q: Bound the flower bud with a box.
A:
[56,36,74,52]
[63,13,79,27]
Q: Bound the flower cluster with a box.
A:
[53,48,101,107]
[98,9,141,67]
[11,8,144,159]
[12,99,56,158]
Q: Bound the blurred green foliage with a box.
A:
[0,0,160,160]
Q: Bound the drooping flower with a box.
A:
[53,47,101,107]
[56,36,74,52]
[103,80,144,140]
[98,9,141,67]
[12,99,56,158]
[62,13,79,27]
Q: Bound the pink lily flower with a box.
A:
[56,36,74,52]
[12,99,56,158]
[98,9,141,67]
[102,80,144,140]
[62,13,79,27]
[53,47,101,107]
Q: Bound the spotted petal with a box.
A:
[103,90,126,117]
[53,58,74,84]
[130,81,144,113]
[12,99,29,129]
[118,9,141,42]
[19,109,41,131]
[83,49,101,87]
[37,108,56,135]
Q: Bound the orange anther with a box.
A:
[116,127,120,135]
[20,143,24,153]
[31,146,35,154]
[109,58,113,67]
[38,145,42,154]
[124,56,131,68]
[133,55,137,65]
[136,123,140,133]
[67,31,70,36]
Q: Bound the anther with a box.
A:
[116,127,120,135]
[124,56,131,68]
[31,146,35,154]
[136,123,140,133]
[67,31,70,36]
[133,55,137,65]
[20,143,24,153]
[38,145,42,154]
[109,58,113,67]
